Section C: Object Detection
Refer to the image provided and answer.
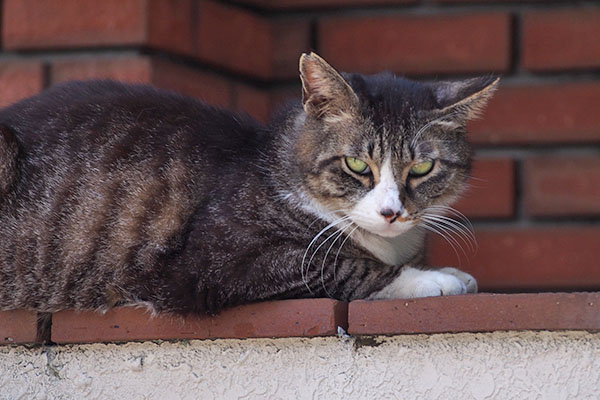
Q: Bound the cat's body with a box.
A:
[0,54,496,315]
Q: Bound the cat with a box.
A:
[0,53,497,315]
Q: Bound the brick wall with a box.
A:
[0,0,598,293]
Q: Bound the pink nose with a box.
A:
[380,208,400,223]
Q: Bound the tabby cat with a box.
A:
[0,53,497,315]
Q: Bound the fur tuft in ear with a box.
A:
[430,76,500,120]
[299,52,359,118]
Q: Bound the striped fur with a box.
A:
[0,54,497,314]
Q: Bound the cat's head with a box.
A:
[294,52,498,238]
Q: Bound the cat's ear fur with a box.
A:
[430,76,500,120]
[299,52,359,118]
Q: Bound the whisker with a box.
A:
[419,221,464,266]
[333,225,360,283]
[411,110,461,148]
[460,181,479,191]
[423,209,476,256]
[424,205,475,235]
[430,214,477,250]
[420,218,469,264]
[413,139,455,152]
[421,216,475,256]
[421,214,477,252]
[320,222,354,298]
[306,222,350,294]
[305,220,352,294]
[416,139,455,144]
[304,209,348,234]
[467,176,488,183]
[301,216,350,293]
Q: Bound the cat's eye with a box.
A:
[345,157,370,175]
[409,160,434,177]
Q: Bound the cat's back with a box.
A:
[0,80,263,155]
[0,80,267,199]
[0,79,268,225]
[0,80,268,312]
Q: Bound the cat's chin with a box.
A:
[373,230,405,238]
[362,221,415,238]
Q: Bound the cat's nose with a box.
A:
[380,208,400,223]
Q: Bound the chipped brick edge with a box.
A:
[0,310,39,344]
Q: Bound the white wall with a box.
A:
[1,331,599,399]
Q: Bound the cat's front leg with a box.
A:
[368,266,477,300]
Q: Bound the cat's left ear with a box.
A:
[299,52,359,119]
[430,76,500,120]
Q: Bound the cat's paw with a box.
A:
[404,270,466,298]
[368,266,477,300]
[438,267,478,294]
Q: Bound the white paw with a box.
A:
[368,266,478,300]
[438,267,478,294]
[408,271,466,297]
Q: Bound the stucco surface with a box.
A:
[1,331,599,399]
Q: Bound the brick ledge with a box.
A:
[0,310,38,344]
[51,298,347,344]
[349,292,600,335]
[2,293,599,345]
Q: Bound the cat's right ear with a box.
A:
[430,76,500,121]
[299,52,359,119]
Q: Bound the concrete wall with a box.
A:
[2,331,598,399]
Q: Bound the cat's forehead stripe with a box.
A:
[367,139,375,158]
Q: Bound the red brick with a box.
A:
[428,227,600,291]
[0,310,39,344]
[3,0,196,55]
[523,9,600,71]
[453,158,515,218]
[233,84,298,122]
[196,1,310,79]
[469,82,600,144]
[524,157,600,217]
[3,0,147,49]
[234,85,274,123]
[51,57,153,84]
[150,59,233,108]
[271,19,312,79]
[50,57,233,108]
[147,0,196,56]
[349,292,600,335]
[319,13,510,75]
[232,0,416,9]
[0,62,44,108]
[197,1,268,77]
[51,299,347,343]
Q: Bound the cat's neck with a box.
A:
[269,109,315,208]
[351,227,425,266]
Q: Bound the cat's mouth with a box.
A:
[350,214,416,238]
[389,215,408,224]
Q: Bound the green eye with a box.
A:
[409,160,434,177]
[345,157,370,174]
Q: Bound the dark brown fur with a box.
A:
[0,54,497,315]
